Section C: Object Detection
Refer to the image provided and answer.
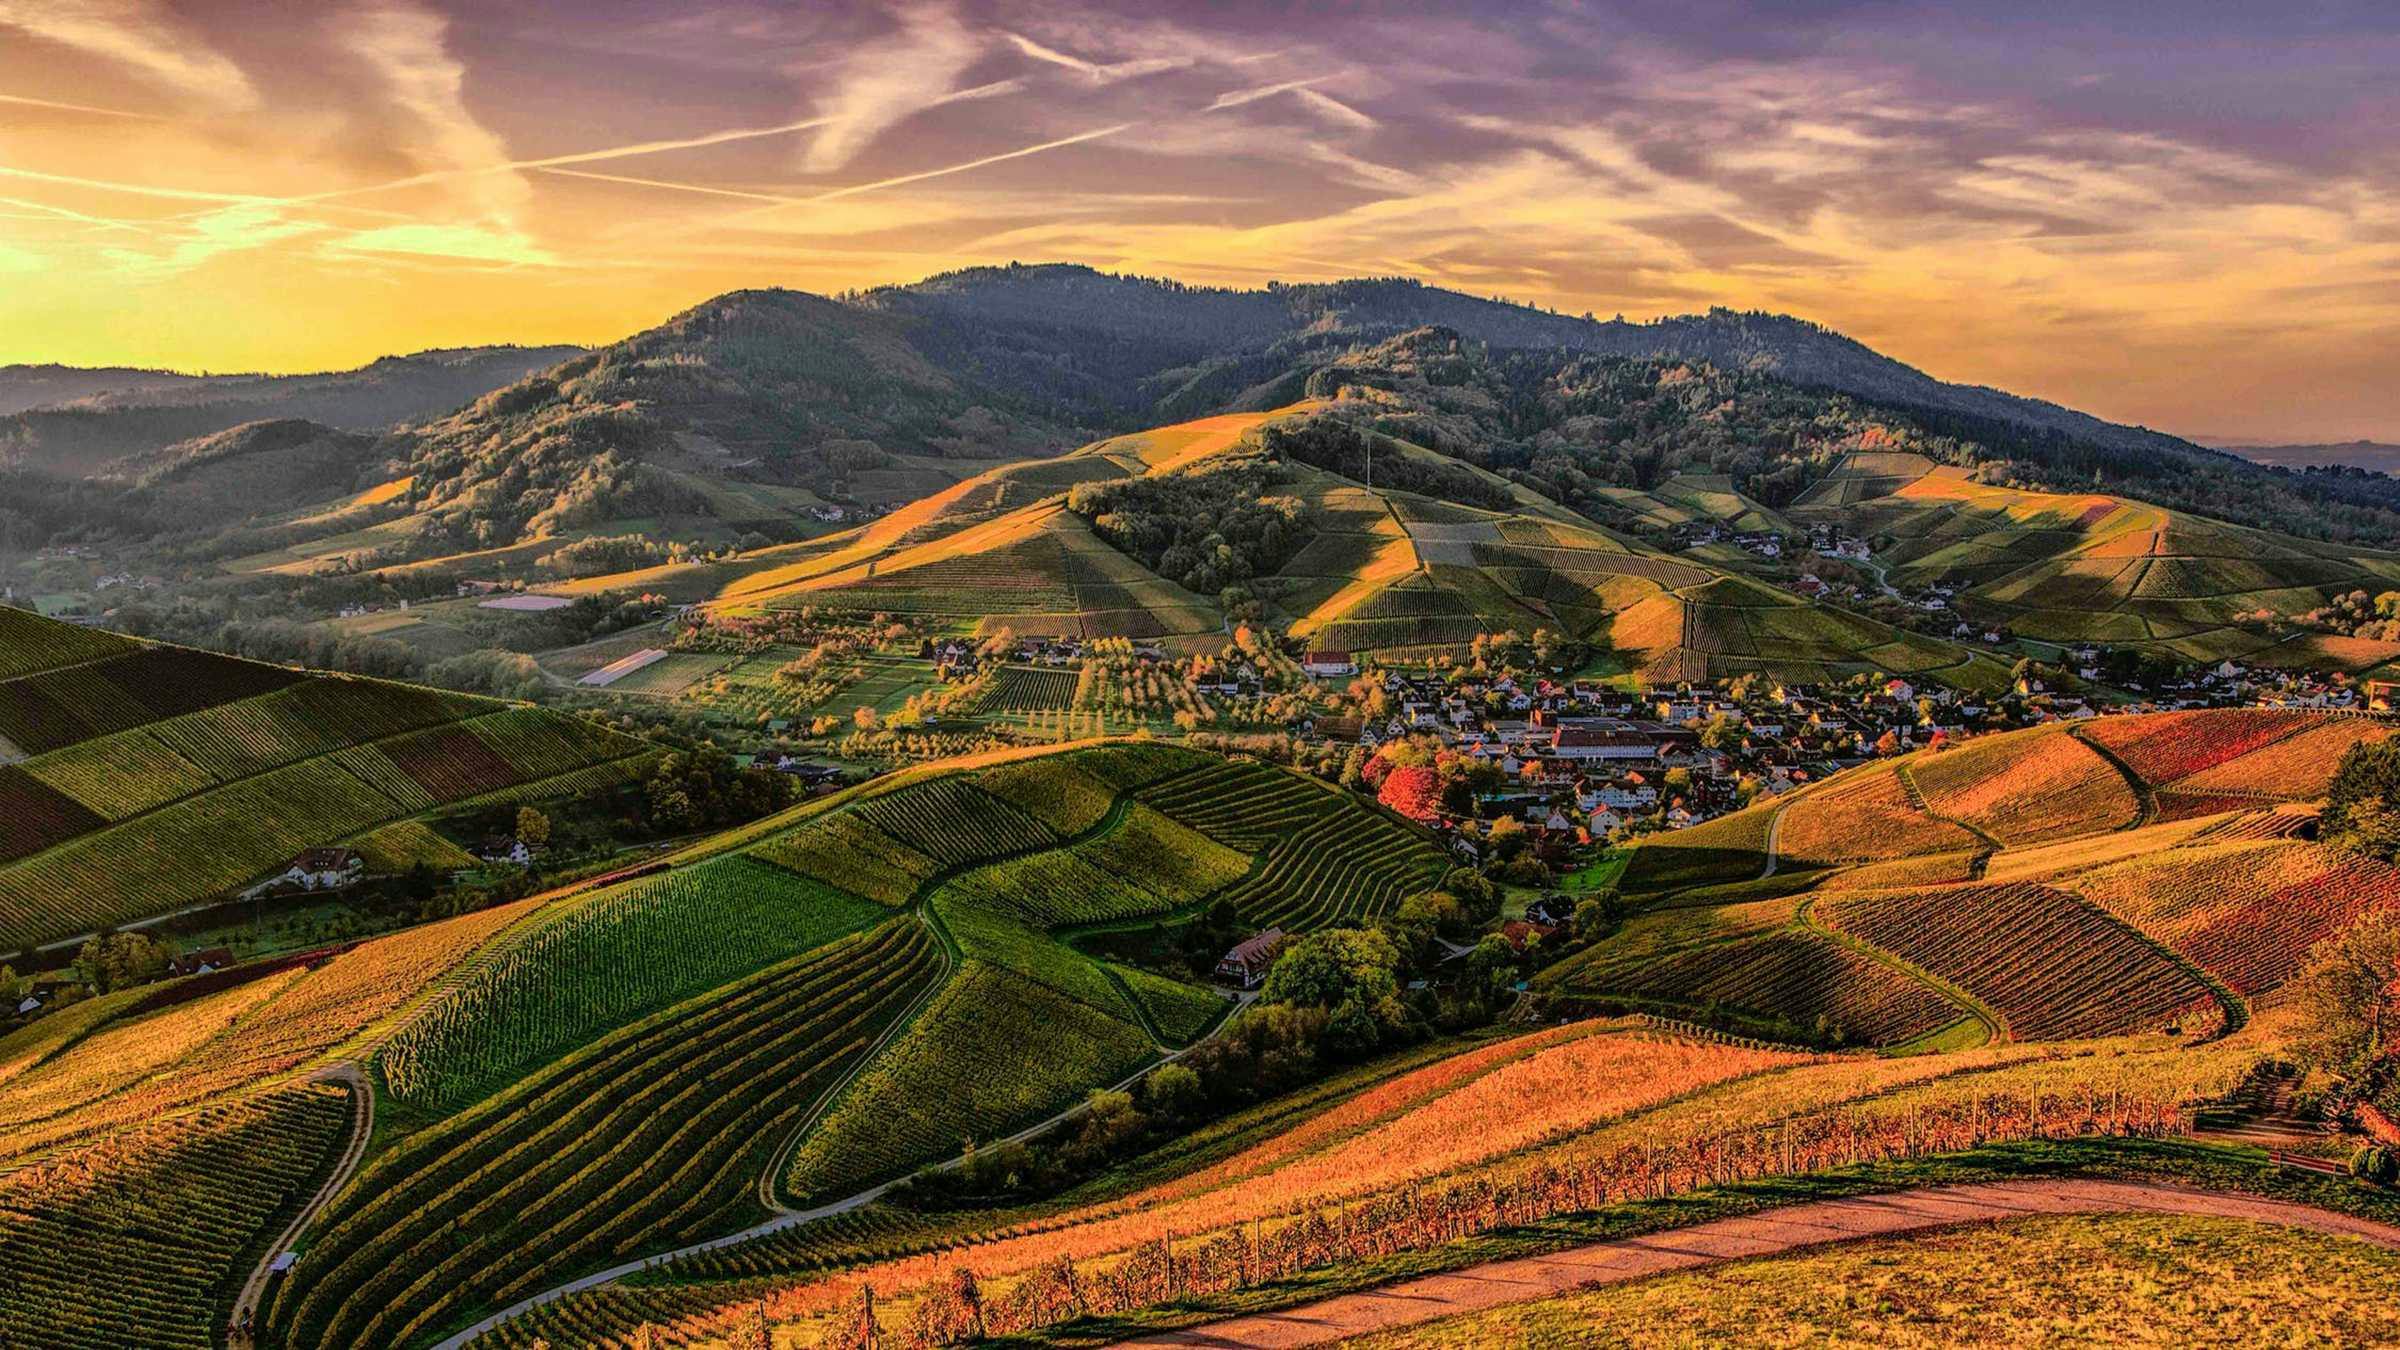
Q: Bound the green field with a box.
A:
[0,607,649,949]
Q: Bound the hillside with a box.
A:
[0,605,650,949]
[1790,451,2400,673]
[0,737,1445,1347]
[239,266,2400,576]
[0,346,581,479]
[1561,708,2400,1048]
[598,402,1999,686]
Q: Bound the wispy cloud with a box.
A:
[797,1,984,173]
[0,0,256,110]
[340,0,527,222]
[1205,77,1323,114]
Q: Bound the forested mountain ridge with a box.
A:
[369,265,2400,558]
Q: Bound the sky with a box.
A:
[0,1,2394,443]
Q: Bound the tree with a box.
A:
[514,807,551,849]
[1260,927,1414,1055]
[853,705,880,731]
[2325,740,2400,862]
[74,932,172,993]
[1874,729,1902,757]
[2293,910,2400,1116]
[1377,763,1441,822]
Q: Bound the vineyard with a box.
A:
[1208,800,1448,931]
[2068,840,2400,995]
[849,776,1059,867]
[0,896,538,1163]
[779,960,1157,1203]
[969,664,1080,714]
[0,609,647,949]
[1908,728,2140,845]
[1775,766,1979,866]
[1819,883,2222,1041]
[0,1082,350,1350]
[1561,928,1965,1046]
[2074,707,2322,785]
[267,921,943,1350]
[376,857,887,1115]
[1618,799,1777,893]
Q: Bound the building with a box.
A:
[243,848,363,898]
[1215,928,1289,989]
[1303,650,1357,678]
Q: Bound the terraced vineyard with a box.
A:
[0,606,649,949]
[1819,883,2221,1041]
[1140,758,1448,928]
[377,857,887,1115]
[779,960,1156,1203]
[268,921,943,1350]
[1559,927,1964,1046]
[0,1082,351,1350]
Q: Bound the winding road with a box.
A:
[1110,1179,2400,1348]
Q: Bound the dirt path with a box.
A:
[1111,1179,2400,1348]
[229,1063,372,1347]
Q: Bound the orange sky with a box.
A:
[1,1,2395,442]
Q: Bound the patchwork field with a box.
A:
[1791,451,2400,669]
[1598,705,2400,1049]
[0,606,650,949]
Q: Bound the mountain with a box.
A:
[0,364,208,416]
[361,267,2400,570]
[869,265,2216,460]
[2217,439,2400,474]
[0,345,583,478]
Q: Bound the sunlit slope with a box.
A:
[0,605,650,949]
[1566,708,2400,1048]
[1793,452,2400,671]
[696,404,1994,682]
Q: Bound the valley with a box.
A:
[3,271,2398,1350]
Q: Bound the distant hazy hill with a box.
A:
[0,345,582,477]
[2217,440,2400,474]
[0,364,206,416]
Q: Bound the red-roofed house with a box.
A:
[1303,650,1357,678]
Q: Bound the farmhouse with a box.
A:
[1215,929,1289,989]
[1302,650,1357,678]
[243,848,363,898]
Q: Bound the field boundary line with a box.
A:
[2066,721,2159,828]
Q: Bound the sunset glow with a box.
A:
[2,1,2394,441]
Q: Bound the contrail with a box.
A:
[721,121,1137,226]
[0,91,165,120]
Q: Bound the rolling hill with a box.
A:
[0,736,1446,1347]
[1790,451,2400,671]
[558,402,2005,686]
[1556,708,2400,1049]
[0,605,650,950]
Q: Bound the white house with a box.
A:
[1303,650,1357,678]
